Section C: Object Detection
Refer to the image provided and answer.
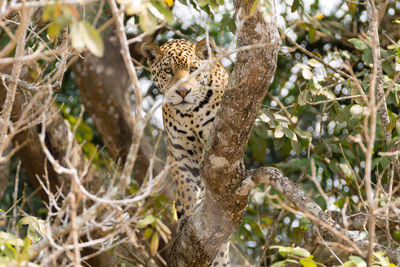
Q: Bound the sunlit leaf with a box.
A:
[271,261,287,267]
[250,0,258,15]
[143,227,153,239]
[307,59,322,68]
[42,5,56,22]
[283,127,297,141]
[150,0,174,22]
[350,104,364,118]
[291,247,310,258]
[137,214,156,228]
[70,22,85,51]
[338,163,352,177]
[48,22,61,39]
[302,68,313,80]
[156,218,171,236]
[346,1,357,13]
[150,232,159,256]
[299,257,317,267]
[81,20,104,57]
[348,38,369,51]
[198,0,209,7]
[274,125,284,138]
[393,17,400,24]
[139,9,158,33]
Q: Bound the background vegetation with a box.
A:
[0,0,399,266]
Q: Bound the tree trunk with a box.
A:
[168,1,280,265]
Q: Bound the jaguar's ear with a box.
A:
[195,38,216,60]
[142,42,161,65]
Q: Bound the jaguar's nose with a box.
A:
[176,88,191,98]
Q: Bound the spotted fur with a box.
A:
[143,39,230,266]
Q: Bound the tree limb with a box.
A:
[168,0,280,265]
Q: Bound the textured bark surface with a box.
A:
[168,1,280,265]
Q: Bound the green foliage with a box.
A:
[0,215,46,267]
[42,3,104,57]
[1,0,400,265]
[270,246,317,267]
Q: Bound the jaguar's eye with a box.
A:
[164,67,173,74]
[189,66,198,73]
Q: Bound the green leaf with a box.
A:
[348,38,369,51]
[299,257,317,267]
[249,221,264,238]
[139,9,158,34]
[291,0,300,13]
[143,227,153,239]
[228,17,236,33]
[82,143,98,159]
[150,232,159,256]
[346,1,357,13]
[274,125,284,138]
[81,20,104,57]
[386,115,399,133]
[361,48,373,66]
[156,218,171,236]
[42,5,56,22]
[308,59,322,68]
[70,22,85,51]
[315,196,327,210]
[334,197,345,209]
[198,0,209,7]
[219,14,231,32]
[374,251,390,266]
[0,231,24,246]
[291,139,302,155]
[48,22,61,39]
[250,0,258,15]
[393,231,400,242]
[137,214,156,229]
[298,90,310,106]
[350,104,364,118]
[292,227,306,243]
[291,247,310,258]
[283,127,297,141]
[250,134,267,161]
[17,216,46,243]
[308,27,317,43]
[293,127,311,140]
[271,261,287,267]
[277,246,293,256]
[302,68,313,80]
[346,256,367,267]
[149,0,174,22]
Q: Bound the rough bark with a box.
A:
[168,1,280,265]
[0,145,10,200]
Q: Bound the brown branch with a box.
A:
[0,7,31,155]
[242,167,400,265]
[168,0,280,265]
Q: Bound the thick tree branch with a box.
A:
[169,0,280,265]
[364,0,400,178]
[244,167,400,265]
